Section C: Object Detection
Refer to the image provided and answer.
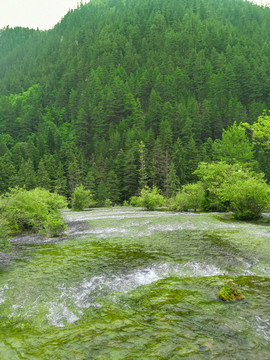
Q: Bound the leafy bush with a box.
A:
[131,186,165,210]
[71,185,95,211]
[193,161,270,219]
[194,161,241,211]
[221,176,270,220]
[0,223,10,252]
[170,183,205,212]
[43,213,67,237]
[104,199,113,208]
[0,188,67,236]
[130,195,144,207]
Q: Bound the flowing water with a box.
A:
[0,207,269,359]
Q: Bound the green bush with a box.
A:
[170,183,205,212]
[43,213,67,237]
[132,186,165,210]
[221,176,270,220]
[0,223,10,252]
[130,195,144,207]
[104,199,113,208]
[192,161,270,220]
[194,161,241,211]
[0,188,67,236]
[71,185,95,211]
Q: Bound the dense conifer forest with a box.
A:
[1,0,270,205]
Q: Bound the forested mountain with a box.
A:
[1,0,270,204]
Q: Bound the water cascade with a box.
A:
[0,208,269,359]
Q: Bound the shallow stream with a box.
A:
[0,207,269,359]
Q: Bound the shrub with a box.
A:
[194,161,241,211]
[104,199,113,208]
[71,185,95,211]
[193,161,270,220]
[43,213,67,237]
[138,186,165,210]
[170,183,205,212]
[130,196,144,207]
[0,188,67,236]
[221,176,270,220]
[0,223,10,252]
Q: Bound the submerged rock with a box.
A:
[218,280,245,301]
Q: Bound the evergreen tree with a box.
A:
[68,156,82,194]
[106,170,121,204]
[165,162,180,198]
[55,163,68,197]
[123,144,139,199]
[213,122,255,165]
[0,154,16,193]
[1,0,270,200]
[37,159,51,190]
[138,141,148,190]
[96,180,108,206]
[18,159,36,190]
[184,137,199,183]
[172,138,186,185]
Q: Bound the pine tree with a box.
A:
[96,180,108,206]
[18,159,36,190]
[165,162,180,198]
[68,156,82,194]
[172,138,186,185]
[0,136,8,156]
[0,154,16,193]
[84,168,96,194]
[138,141,148,190]
[55,162,69,197]
[184,137,198,183]
[123,144,139,199]
[37,159,51,190]
[145,89,162,136]
[106,170,121,204]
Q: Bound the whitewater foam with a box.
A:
[0,284,8,305]
[45,261,226,327]
[47,302,79,328]
[255,315,270,341]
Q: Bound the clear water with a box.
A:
[0,207,269,359]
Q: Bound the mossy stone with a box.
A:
[218,280,245,301]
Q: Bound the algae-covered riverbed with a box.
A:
[0,207,269,359]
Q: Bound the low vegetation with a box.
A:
[168,183,205,212]
[0,188,67,238]
[0,223,10,252]
[71,185,95,211]
[130,161,270,221]
[218,280,245,302]
[221,175,270,220]
[130,186,165,210]
[168,161,270,220]
[1,158,270,253]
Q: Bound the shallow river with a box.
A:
[0,207,269,359]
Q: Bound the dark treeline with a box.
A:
[1,0,270,204]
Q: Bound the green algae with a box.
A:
[218,280,245,301]
[0,208,269,359]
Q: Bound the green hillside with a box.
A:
[1,0,270,204]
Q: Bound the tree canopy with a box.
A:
[0,0,270,204]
